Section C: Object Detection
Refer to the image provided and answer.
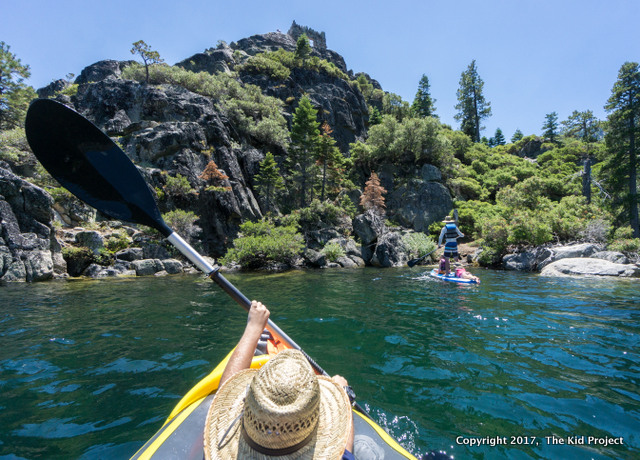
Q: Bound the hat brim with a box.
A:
[204,368,352,459]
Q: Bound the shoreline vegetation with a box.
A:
[1,24,639,282]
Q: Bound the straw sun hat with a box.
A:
[442,216,455,223]
[204,349,352,459]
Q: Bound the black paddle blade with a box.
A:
[25,99,172,236]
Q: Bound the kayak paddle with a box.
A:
[407,247,437,268]
[24,99,326,376]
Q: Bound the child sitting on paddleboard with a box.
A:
[438,257,448,275]
[455,265,480,283]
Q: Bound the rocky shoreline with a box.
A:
[2,24,639,283]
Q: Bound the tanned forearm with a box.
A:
[220,301,270,387]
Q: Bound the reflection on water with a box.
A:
[0,269,639,459]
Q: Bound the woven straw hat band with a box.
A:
[242,351,320,450]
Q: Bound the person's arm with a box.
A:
[438,227,445,246]
[456,227,465,238]
[220,300,270,387]
[332,375,354,454]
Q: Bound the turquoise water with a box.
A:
[0,268,639,459]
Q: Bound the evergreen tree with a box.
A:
[411,74,437,118]
[603,62,640,238]
[562,110,601,204]
[511,129,524,143]
[561,110,600,142]
[316,122,343,201]
[290,96,320,207]
[294,34,312,64]
[255,152,285,212]
[542,112,559,143]
[368,105,382,126]
[356,74,374,103]
[200,160,231,191]
[454,60,491,142]
[130,40,164,84]
[493,128,506,146]
[382,92,411,121]
[0,42,36,129]
[360,172,386,215]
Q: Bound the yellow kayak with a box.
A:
[131,336,418,460]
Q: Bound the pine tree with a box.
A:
[511,129,524,143]
[294,34,312,64]
[130,40,164,84]
[562,110,601,204]
[0,41,36,129]
[561,110,600,142]
[316,122,343,201]
[199,160,231,191]
[411,74,437,118]
[493,128,506,146]
[290,96,320,207]
[360,172,386,215]
[454,60,491,142]
[603,62,640,237]
[255,152,285,212]
[542,112,559,143]
[368,106,382,126]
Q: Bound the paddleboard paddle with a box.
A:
[407,247,438,268]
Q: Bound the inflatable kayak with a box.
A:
[131,334,418,460]
[429,268,478,284]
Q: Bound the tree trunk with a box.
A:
[321,161,327,201]
[472,87,480,142]
[629,111,639,237]
[582,157,592,204]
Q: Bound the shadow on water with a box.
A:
[0,268,639,459]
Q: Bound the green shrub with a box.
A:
[61,246,93,260]
[237,54,291,80]
[507,211,553,246]
[321,241,345,262]
[59,83,79,97]
[479,214,509,253]
[293,199,347,230]
[612,226,635,240]
[162,209,201,241]
[164,174,194,197]
[0,128,28,163]
[121,64,288,148]
[402,232,436,259]
[48,186,75,203]
[220,219,304,268]
[104,230,132,253]
[608,238,640,254]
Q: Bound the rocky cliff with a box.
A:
[2,23,455,281]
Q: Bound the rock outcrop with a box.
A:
[0,167,64,282]
[540,258,640,278]
[502,242,639,278]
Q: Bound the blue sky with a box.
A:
[5,0,640,141]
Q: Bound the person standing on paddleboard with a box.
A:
[438,216,464,275]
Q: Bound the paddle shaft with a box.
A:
[408,247,438,267]
[167,232,327,376]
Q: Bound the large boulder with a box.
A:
[0,168,61,282]
[371,232,408,268]
[540,258,640,278]
[388,179,453,233]
[503,247,553,271]
[538,243,603,269]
